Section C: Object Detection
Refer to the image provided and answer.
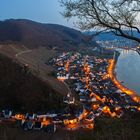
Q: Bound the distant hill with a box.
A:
[0,19,93,49]
[85,31,140,41]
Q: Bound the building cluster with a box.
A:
[0,110,59,133]
[0,51,140,132]
[50,51,140,129]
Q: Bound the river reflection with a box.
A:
[116,49,140,95]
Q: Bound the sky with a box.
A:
[0,0,139,30]
[0,0,75,28]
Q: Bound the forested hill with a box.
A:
[0,19,93,49]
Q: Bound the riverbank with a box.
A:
[116,49,140,95]
[136,49,140,55]
[108,59,140,103]
[114,50,120,61]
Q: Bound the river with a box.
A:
[116,49,140,96]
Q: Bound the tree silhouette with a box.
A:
[61,0,140,43]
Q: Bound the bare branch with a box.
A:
[60,0,140,43]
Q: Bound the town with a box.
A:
[0,50,140,132]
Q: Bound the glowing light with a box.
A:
[90,92,104,103]
[41,118,51,126]
[14,114,25,120]
[92,104,100,110]
[108,59,140,103]
[65,61,70,72]
[57,76,67,82]
[102,106,117,117]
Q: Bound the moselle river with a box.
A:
[116,49,140,96]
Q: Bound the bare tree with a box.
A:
[60,0,140,43]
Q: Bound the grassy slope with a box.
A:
[0,44,68,96]
[0,53,65,112]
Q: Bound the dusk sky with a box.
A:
[0,0,75,28]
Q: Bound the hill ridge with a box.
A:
[0,19,91,49]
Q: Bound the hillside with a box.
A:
[0,19,91,49]
[0,54,65,112]
[0,19,92,97]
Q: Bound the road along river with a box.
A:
[116,49,140,96]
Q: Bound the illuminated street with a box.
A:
[108,59,140,103]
